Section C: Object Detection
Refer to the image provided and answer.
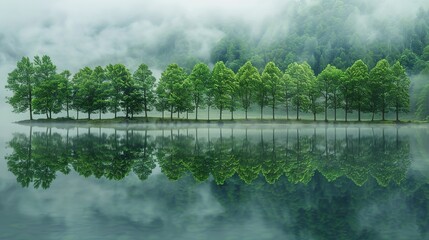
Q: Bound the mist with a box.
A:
[0,0,428,122]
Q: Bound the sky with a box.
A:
[0,0,427,121]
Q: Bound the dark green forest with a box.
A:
[5,1,429,121]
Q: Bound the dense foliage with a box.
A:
[6,56,416,121]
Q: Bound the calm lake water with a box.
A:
[1,123,429,240]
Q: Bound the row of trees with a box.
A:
[6,55,411,121]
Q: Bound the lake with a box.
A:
[1,122,429,240]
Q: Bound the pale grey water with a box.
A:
[1,122,429,240]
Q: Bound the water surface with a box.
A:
[1,123,429,240]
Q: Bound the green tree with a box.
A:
[59,70,72,118]
[390,62,410,121]
[368,59,393,121]
[262,62,283,120]
[317,64,344,121]
[73,67,97,119]
[133,64,156,119]
[212,61,235,120]
[157,64,187,119]
[106,64,133,118]
[5,57,35,120]
[32,55,63,119]
[416,84,429,120]
[188,63,210,120]
[236,61,259,119]
[71,67,92,119]
[347,60,369,121]
[285,62,313,120]
[92,66,110,119]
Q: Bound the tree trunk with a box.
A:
[358,105,361,122]
[396,103,399,122]
[208,106,210,120]
[345,101,348,122]
[272,105,275,120]
[195,104,198,120]
[296,102,299,120]
[170,106,173,120]
[29,90,33,120]
[334,94,337,122]
[314,113,316,121]
[88,112,90,120]
[77,110,79,120]
[220,107,223,120]
[245,108,248,120]
[162,110,164,119]
[145,108,148,118]
[261,106,263,120]
[99,110,102,120]
[231,110,234,120]
[325,96,328,122]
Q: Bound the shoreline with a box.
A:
[15,117,428,127]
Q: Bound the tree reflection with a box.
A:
[6,126,410,188]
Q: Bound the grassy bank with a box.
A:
[16,116,428,126]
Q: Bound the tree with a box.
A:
[285,62,313,120]
[73,67,97,119]
[133,64,156,119]
[390,62,410,121]
[188,63,210,120]
[368,59,393,121]
[71,67,92,119]
[212,61,235,120]
[236,61,259,119]
[5,57,35,120]
[32,55,62,119]
[157,64,187,119]
[106,64,133,118]
[416,84,429,120]
[262,62,283,120]
[347,60,369,121]
[92,66,109,119]
[317,64,344,121]
[59,70,72,118]
[308,76,322,121]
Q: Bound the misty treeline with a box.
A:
[7,127,409,188]
[5,55,415,121]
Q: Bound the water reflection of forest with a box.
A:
[6,127,410,189]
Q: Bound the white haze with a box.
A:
[0,0,427,122]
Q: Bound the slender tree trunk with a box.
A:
[220,107,222,120]
[162,110,164,119]
[358,105,361,122]
[286,101,289,120]
[296,102,299,120]
[170,106,173,120]
[245,108,248,120]
[325,96,328,122]
[372,110,375,121]
[186,111,189,120]
[29,90,33,120]
[177,111,179,119]
[261,105,263,120]
[272,104,275,120]
[208,106,210,120]
[46,111,48,119]
[66,102,69,119]
[99,110,102,120]
[231,110,234,120]
[345,101,348,122]
[195,103,198,120]
[313,113,316,121]
[114,110,117,118]
[88,112,90,120]
[145,107,148,119]
[77,110,79,120]
[334,94,337,122]
[396,102,399,121]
